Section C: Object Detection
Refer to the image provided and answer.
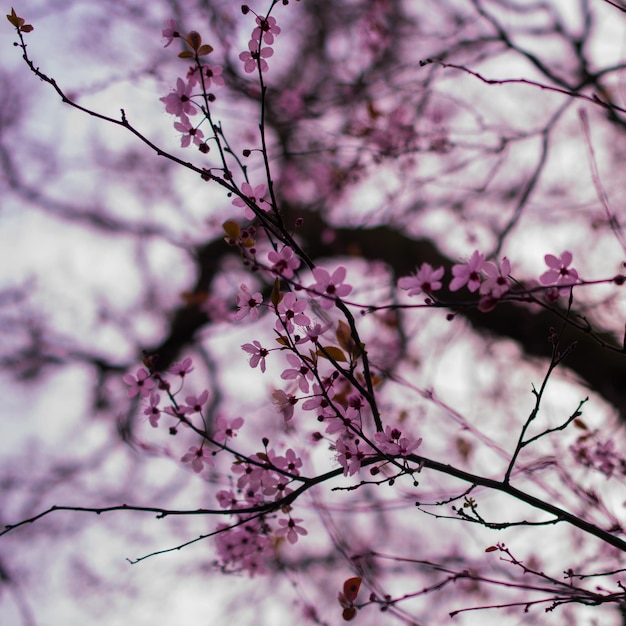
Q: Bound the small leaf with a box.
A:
[180,291,208,306]
[222,219,241,239]
[336,320,353,352]
[485,546,498,553]
[343,577,362,602]
[317,346,347,362]
[178,50,194,59]
[336,319,363,359]
[574,418,588,430]
[271,278,282,307]
[6,8,23,27]
[342,607,357,621]
[197,44,214,56]
[20,24,33,32]
[186,30,202,50]
[275,336,289,346]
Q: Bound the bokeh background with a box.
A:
[1,1,626,624]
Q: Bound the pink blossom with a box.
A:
[539,251,579,287]
[449,250,485,292]
[160,77,197,118]
[214,522,271,575]
[335,437,366,476]
[296,321,331,345]
[183,389,209,414]
[173,115,204,148]
[268,246,300,279]
[324,406,360,436]
[234,283,263,321]
[276,517,307,544]
[270,448,302,475]
[187,64,225,89]
[216,489,240,509]
[143,393,161,427]
[233,182,271,220]
[242,340,269,372]
[309,266,352,309]
[374,425,422,457]
[272,389,298,422]
[181,445,214,473]
[398,263,444,296]
[275,292,311,334]
[252,16,281,45]
[162,19,178,48]
[231,457,265,492]
[479,257,511,299]
[239,39,274,74]
[301,383,336,416]
[170,357,194,379]
[280,353,314,393]
[123,367,155,398]
[213,416,244,443]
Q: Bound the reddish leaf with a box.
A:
[342,607,357,621]
[222,219,241,239]
[317,345,347,362]
[343,577,362,602]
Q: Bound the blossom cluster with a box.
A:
[123,355,314,574]
[571,434,626,478]
[159,21,225,148]
[398,250,579,311]
[239,12,281,74]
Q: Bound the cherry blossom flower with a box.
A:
[214,522,272,576]
[242,340,269,372]
[187,63,225,89]
[123,367,155,398]
[449,250,485,292]
[239,39,274,74]
[268,246,300,279]
[272,389,298,422]
[232,454,266,491]
[181,445,214,473]
[398,263,444,296]
[269,448,302,475]
[252,16,281,45]
[296,321,331,345]
[276,516,308,544]
[479,257,511,299]
[374,425,422,457]
[170,357,194,379]
[335,437,366,476]
[160,77,197,118]
[162,19,178,48]
[309,266,352,309]
[301,383,336,416]
[234,283,263,321]
[183,389,209,414]
[232,182,271,220]
[280,353,314,393]
[173,115,204,148]
[275,292,311,334]
[539,251,579,287]
[213,416,244,443]
[216,489,240,510]
[143,393,161,427]
[324,406,360,436]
